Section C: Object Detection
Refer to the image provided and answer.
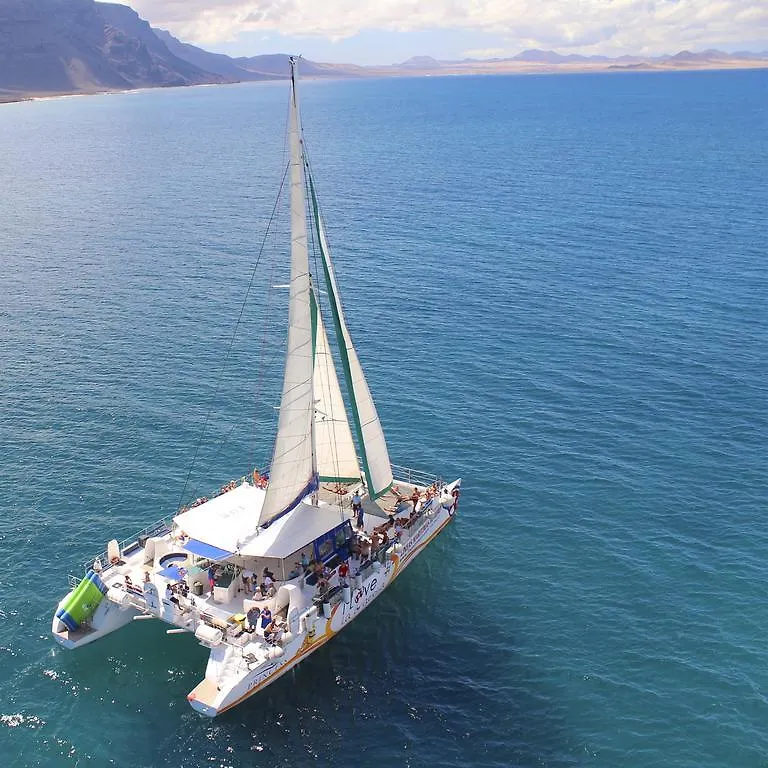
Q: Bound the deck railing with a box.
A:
[67,463,442,584]
[390,463,442,489]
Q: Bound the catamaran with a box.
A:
[51,58,461,716]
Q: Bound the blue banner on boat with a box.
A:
[183,539,234,561]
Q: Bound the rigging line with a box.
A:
[245,95,293,478]
[248,186,289,475]
[177,160,291,512]
[204,94,293,487]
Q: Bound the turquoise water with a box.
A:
[1,69,767,766]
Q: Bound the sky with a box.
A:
[130,0,768,64]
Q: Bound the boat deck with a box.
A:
[66,471,446,655]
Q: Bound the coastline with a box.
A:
[2,58,767,106]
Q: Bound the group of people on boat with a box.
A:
[240,566,276,597]
[176,468,270,515]
[245,605,286,645]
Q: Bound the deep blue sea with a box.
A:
[1,69,767,767]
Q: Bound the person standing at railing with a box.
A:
[351,490,363,530]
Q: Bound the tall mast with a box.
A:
[257,56,318,526]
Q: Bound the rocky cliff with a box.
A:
[0,0,226,98]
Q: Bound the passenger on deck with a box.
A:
[263,619,284,646]
[300,552,309,571]
[394,521,404,540]
[246,606,260,633]
[338,560,349,585]
[360,540,371,561]
[241,567,254,594]
[207,565,217,592]
[352,490,363,529]
[260,607,272,629]
[260,574,275,597]
[165,583,179,605]
[315,577,329,598]
[410,488,421,512]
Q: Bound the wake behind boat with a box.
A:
[51,58,461,716]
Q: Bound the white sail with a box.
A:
[312,290,361,483]
[258,60,317,526]
[308,178,394,498]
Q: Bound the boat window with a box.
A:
[317,536,335,561]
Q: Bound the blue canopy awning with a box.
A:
[183,538,234,561]
[158,564,185,581]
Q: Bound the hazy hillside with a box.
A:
[153,28,275,81]
[0,0,226,100]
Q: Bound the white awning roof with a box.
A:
[173,482,266,555]
[239,501,347,559]
[173,482,348,561]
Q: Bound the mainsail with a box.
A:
[258,58,317,526]
[308,176,394,498]
[311,288,361,483]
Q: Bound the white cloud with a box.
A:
[131,0,768,55]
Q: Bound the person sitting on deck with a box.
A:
[260,574,276,597]
[260,607,272,629]
[263,618,285,646]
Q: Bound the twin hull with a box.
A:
[53,496,457,716]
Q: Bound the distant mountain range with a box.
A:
[398,48,768,69]
[1,0,767,103]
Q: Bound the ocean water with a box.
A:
[0,69,767,767]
